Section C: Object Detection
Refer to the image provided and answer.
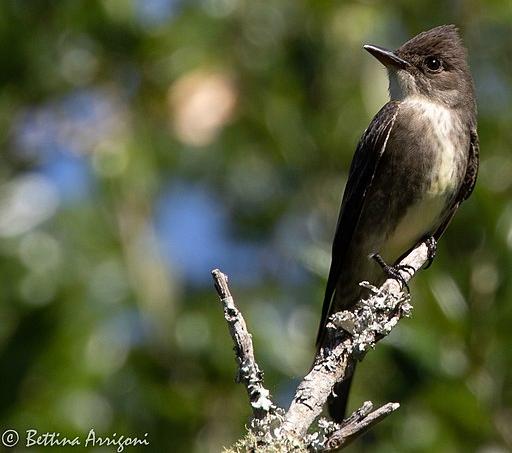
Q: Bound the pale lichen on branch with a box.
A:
[211,269,276,420]
[212,242,430,451]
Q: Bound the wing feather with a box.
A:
[316,102,400,345]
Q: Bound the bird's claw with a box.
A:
[370,253,413,292]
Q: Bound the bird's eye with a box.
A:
[424,56,442,72]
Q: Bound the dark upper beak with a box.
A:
[363,44,410,69]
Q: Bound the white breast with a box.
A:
[409,98,461,195]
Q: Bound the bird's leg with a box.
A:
[423,236,437,269]
[370,253,414,292]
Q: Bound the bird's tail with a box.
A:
[316,304,356,423]
[327,366,355,423]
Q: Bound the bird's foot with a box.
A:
[423,236,437,269]
[370,253,414,292]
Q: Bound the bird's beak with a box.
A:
[363,44,410,70]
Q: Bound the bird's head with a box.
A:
[364,25,475,112]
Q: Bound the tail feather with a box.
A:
[327,366,356,423]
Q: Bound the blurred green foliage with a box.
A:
[0,0,511,452]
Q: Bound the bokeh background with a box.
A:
[0,1,511,451]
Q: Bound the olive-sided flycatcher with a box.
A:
[316,25,479,421]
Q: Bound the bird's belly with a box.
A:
[380,152,460,263]
[380,194,447,262]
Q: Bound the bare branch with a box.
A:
[213,241,430,450]
[211,269,276,419]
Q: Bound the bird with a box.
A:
[316,25,479,422]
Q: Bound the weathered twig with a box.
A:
[310,401,400,451]
[211,269,276,419]
[328,402,400,449]
[212,241,429,450]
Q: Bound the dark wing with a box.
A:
[433,127,479,240]
[460,128,480,201]
[316,101,400,346]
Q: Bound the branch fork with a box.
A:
[212,242,430,450]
